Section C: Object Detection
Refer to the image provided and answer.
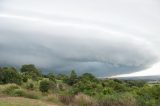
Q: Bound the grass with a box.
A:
[0,84,62,106]
[0,84,41,99]
[73,93,97,106]
[0,84,138,106]
[0,97,58,106]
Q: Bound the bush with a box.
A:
[135,85,160,106]
[49,81,56,91]
[0,67,22,85]
[25,82,34,90]
[47,73,56,82]
[67,70,78,86]
[103,88,115,95]
[3,84,20,95]
[12,89,25,96]
[20,64,42,81]
[21,73,28,82]
[39,80,50,93]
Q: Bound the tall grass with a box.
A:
[0,84,41,99]
[97,93,137,106]
[72,93,98,106]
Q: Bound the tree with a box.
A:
[21,73,28,82]
[47,73,56,82]
[80,73,97,82]
[20,64,41,80]
[67,70,78,86]
[56,74,69,83]
[39,80,50,93]
[0,67,22,85]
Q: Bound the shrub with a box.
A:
[2,84,20,95]
[47,73,56,82]
[67,70,78,86]
[103,88,115,95]
[20,64,42,81]
[0,67,22,85]
[39,80,50,93]
[25,82,34,90]
[12,89,25,96]
[49,81,56,91]
[21,73,28,82]
[135,85,160,106]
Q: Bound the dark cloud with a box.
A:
[0,0,159,77]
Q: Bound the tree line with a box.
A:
[0,64,160,106]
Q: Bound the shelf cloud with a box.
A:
[0,0,160,77]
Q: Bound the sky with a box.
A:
[0,0,160,77]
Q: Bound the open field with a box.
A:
[0,97,58,106]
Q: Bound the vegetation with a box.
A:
[0,64,160,106]
[39,80,50,93]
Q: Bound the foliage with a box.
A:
[20,64,42,81]
[73,93,97,106]
[0,64,160,106]
[0,67,22,85]
[2,84,20,95]
[67,70,78,86]
[124,80,146,87]
[39,80,50,93]
[25,82,34,90]
[97,93,137,106]
[11,89,25,96]
[47,73,56,82]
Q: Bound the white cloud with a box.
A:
[110,61,160,78]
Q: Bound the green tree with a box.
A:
[0,67,22,85]
[56,74,69,83]
[47,73,56,82]
[20,64,41,80]
[67,70,77,86]
[80,73,98,82]
[39,80,50,93]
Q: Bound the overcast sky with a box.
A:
[0,0,160,77]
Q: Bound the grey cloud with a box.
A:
[0,0,160,77]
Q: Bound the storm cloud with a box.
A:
[0,0,160,77]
